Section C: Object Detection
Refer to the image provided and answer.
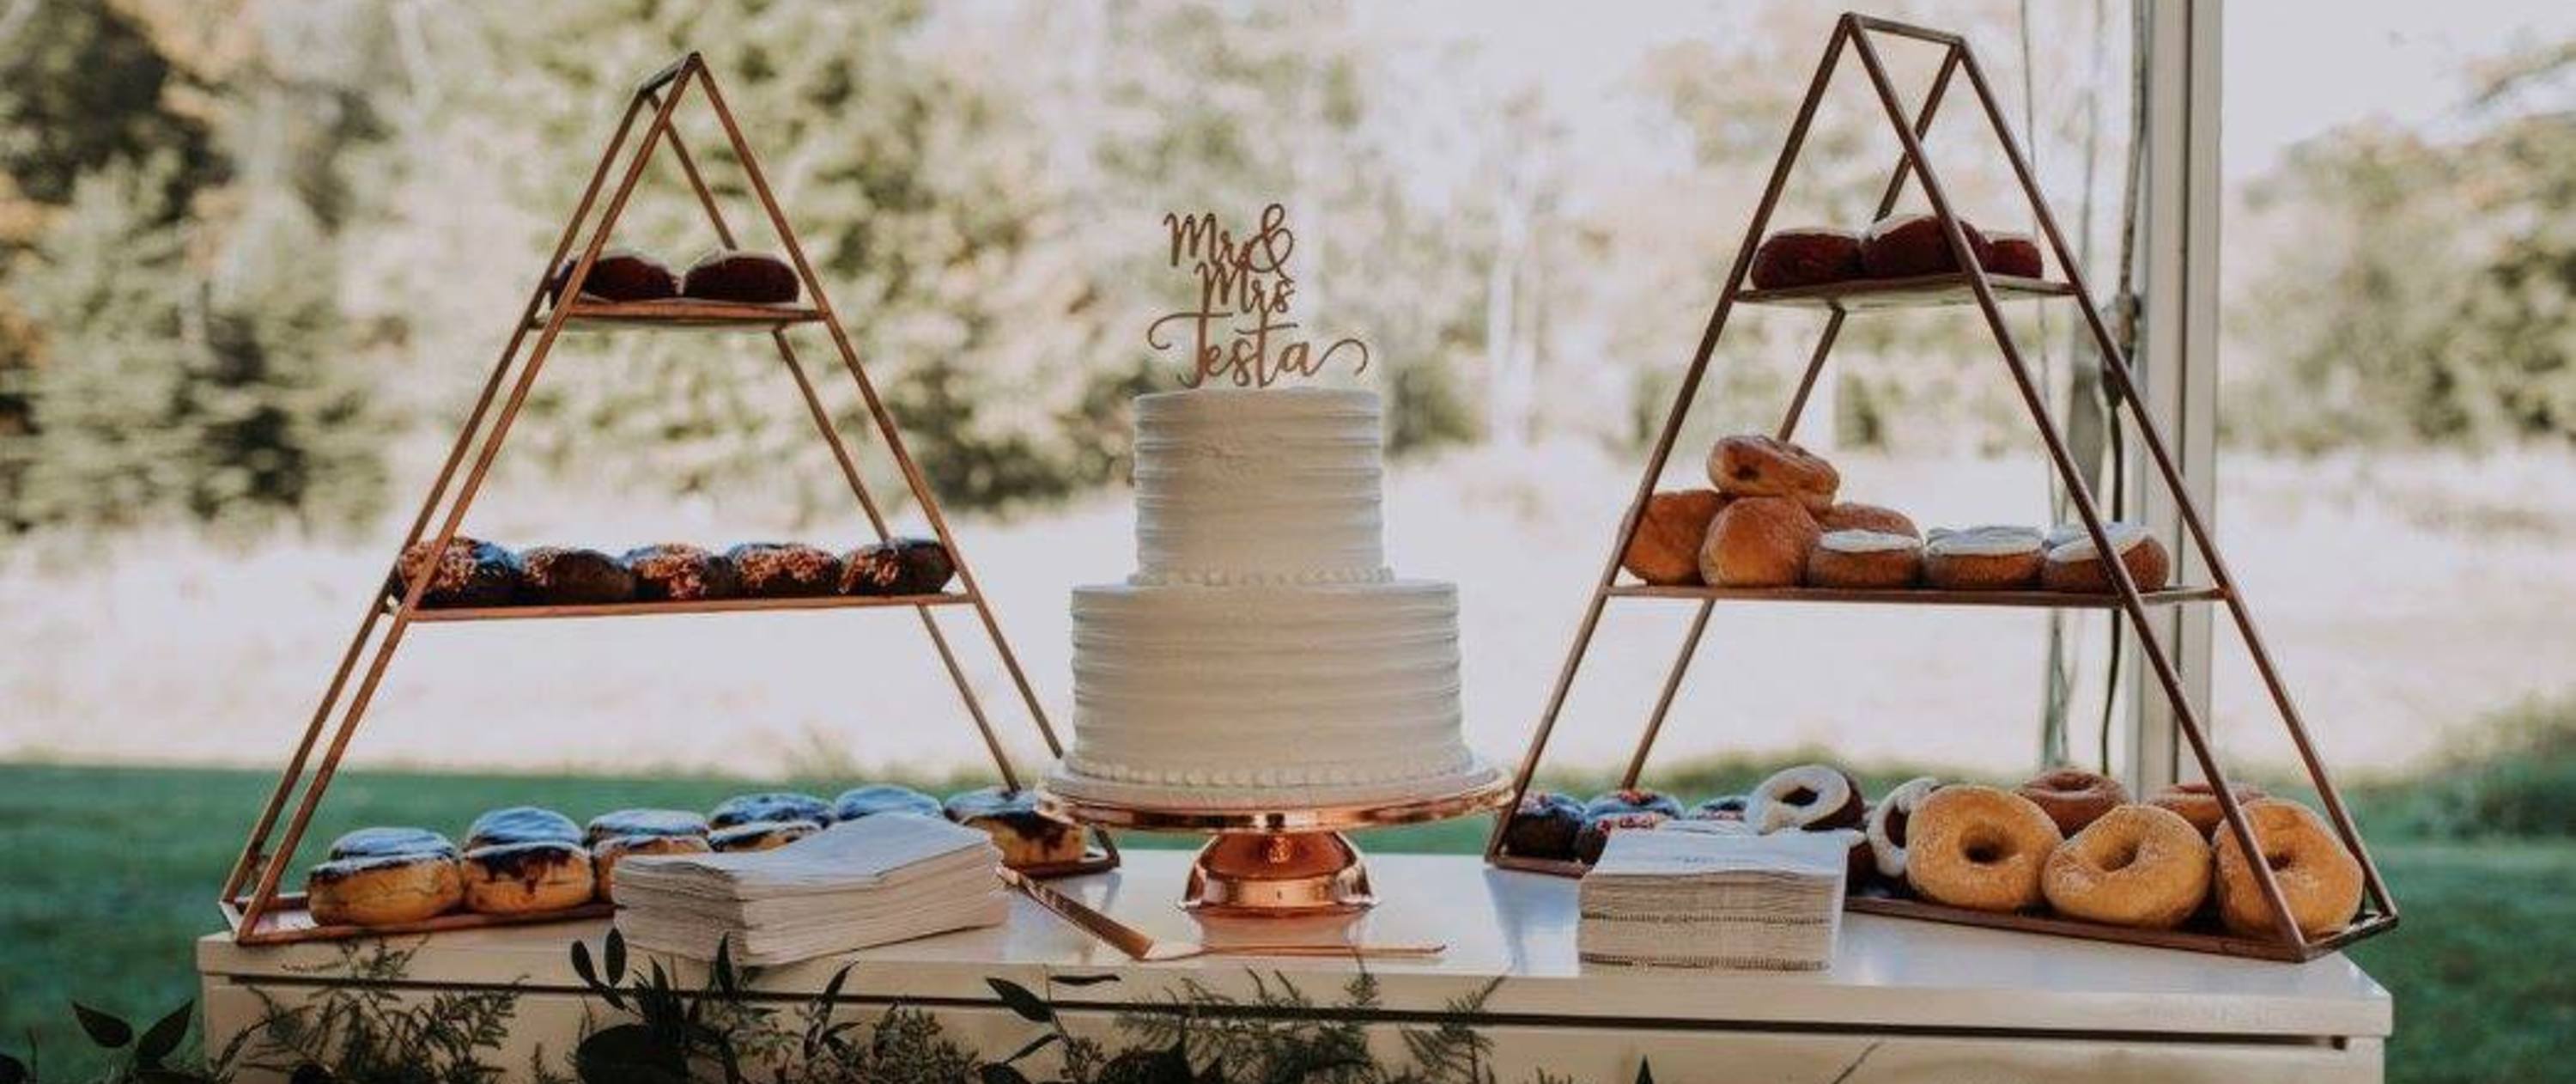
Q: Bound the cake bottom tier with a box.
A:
[1051,579,1492,808]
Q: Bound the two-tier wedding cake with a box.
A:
[1046,387,1495,808]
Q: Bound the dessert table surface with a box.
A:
[199,850,2391,1081]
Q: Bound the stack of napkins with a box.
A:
[614,814,1007,965]
[1577,827,1852,971]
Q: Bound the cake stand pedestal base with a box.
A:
[1042,773,1507,918]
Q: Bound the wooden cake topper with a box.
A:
[1147,202,1370,388]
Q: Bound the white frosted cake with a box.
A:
[1047,387,1495,808]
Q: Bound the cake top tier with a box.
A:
[1130,387,1388,586]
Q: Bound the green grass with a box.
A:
[0,763,2570,1081]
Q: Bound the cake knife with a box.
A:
[999,868,1443,962]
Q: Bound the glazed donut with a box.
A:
[519,546,636,606]
[1705,435,1839,511]
[1699,496,1821,588]
[1749,228,1863,289]
[2147,780,2268,837]
[726,542,843,599]
[2041,804,2211,929]
[1805,529,1923,588]
[592,833,711,904]
[1986,232,2044,278]
[1923,526,2044,590]
[462,841,595,915]
[1866,776,1941,880]
[1620,490,1729,586]
[2212,799,2364,938]
[307,851,465,926]
[1904,784,2063,912]
[1748,764,1865,834]
[2041,522,2173,594]
[708,819,821,853]
[2017,767,2129,836]
[708,792,834,830]
[1501,792,1586,861]
[1859,213,1994,278]
[583,808,708,847]
[549,248,677,305]
[679,249,799,304]
[465,807,581,850]
[1575,811,1668,864]
[1817,502,1919,539]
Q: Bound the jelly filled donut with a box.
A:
[679,249,799,304]
[832,784,944,823]
[548,248,677,304]
[465,806,581,850]
[2041,522,2172,594]
[1904,784,2063,912]
[2017,767,2129,836]
[519,545,636,606]
[391,536,523,607]
[1748,764,1865,834]
[463,841,594,914]
[1705,435,1840,512]
[1805,529,1923,589]
[1700,496,1821,588]
[1620,490,1728,586]
[2147,780,2268,837]
[1923,526,2045,590]
[308,850,465,927]
[1859,213,1994,278]
[2212,799,2364,938]
[2042,804,2211,929]
[1749,227,1863,289]
[1866,776,1941,881]
[1817,502,1919,539]
[622,543,742,601]
[726,542,843,599]
[840,539,957,596]
[709,792,834,830]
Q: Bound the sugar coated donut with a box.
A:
[2042,804,2211,929]
[1860,213,1994,278]
[592,833,711,903]
[2017,767,2129,836]
[308,851,465,926]
[1986,231,2044,278]
[1923,526,2044,590]
[1905,784,2063,912]
[1805,529,1922,588]
[1749,764,1865,834]
[1866,776,1941,880]
[1620,490,1728,586]
[1817,502,1918,539]
[1705,435,1839,511]
[2041,522,2172,593]
[462,841,595,915]
[2147,780,2268,837]
[2212,799,2364,938]
[1700,496,1820,588]
[1749,227,1863,289]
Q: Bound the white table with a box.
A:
[199,851,2390,1081]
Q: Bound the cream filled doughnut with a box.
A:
[2042,521,2172,593]
[462,841,594,915]
[1805,529,1923,588]
[2042,804,2212,929]
[1923,526,2044,590]
[1749,764,1865,834]
[1867,776,1941,880]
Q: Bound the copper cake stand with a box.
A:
[1042,775,1510,917]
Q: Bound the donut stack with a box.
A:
[1747,212,2047,290]
[387,536,958,608]
[300,781,1087,929]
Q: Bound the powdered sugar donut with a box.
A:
[1866,776,1941,880]
[1749,764,1865,834]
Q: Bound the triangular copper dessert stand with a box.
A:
[1482,14,2397,963]
[217,53,1114,947]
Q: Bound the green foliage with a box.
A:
[233,943,518,1083]
[2351,695,2576,840]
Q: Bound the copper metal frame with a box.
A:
[217,53,1113,946]
[1480,14,2397,963]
